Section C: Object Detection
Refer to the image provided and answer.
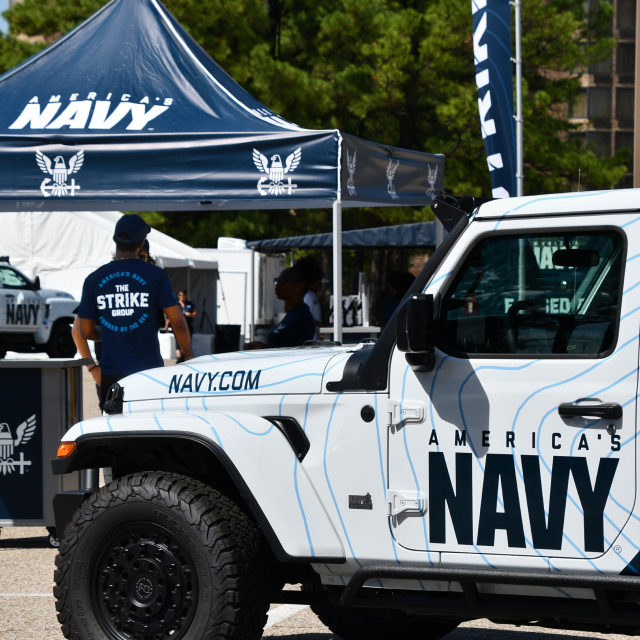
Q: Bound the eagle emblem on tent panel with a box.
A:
[252,148,301,195]
[36,150,84,197]
[0,414,36,475]
[386,158,400,200]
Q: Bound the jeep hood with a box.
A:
[119,346,350,401]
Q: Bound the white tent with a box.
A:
[0,211,218,328]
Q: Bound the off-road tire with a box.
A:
[47,321,76,358]
[53,472,271,640]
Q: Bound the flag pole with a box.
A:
[514,0,524,197]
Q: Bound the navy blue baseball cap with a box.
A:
[113,214,151,244]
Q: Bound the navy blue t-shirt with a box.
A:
[268,304,316,348]
[78,259,178,376]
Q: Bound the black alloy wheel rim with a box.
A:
[92,524,199,640]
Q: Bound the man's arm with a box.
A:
[164,305,193,360]
[74,317,101,385]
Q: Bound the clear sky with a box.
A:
[0,0,9,33]
[0,0,8,33]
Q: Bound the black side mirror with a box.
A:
[396,294,435,372]
[33,276,41,291]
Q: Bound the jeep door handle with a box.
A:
[558,403,622,419]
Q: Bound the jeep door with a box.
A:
[388,214,638,564]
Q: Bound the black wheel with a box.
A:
[47,321,76,358]
[54,472,271,640]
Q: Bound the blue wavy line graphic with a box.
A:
[196,404,274,436]
[429,271,453,287]
[459,361,539,468]
[325,354,350,374]
[190,409,224,448]
[323,393,362,568]
[429,355,450,453]
[293,395,314,557]
[374,393,401,564]
[492,191,615,230]
[622,215,640,229]
[400,364,434,568]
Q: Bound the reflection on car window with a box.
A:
[0,267,30,289]
[439,232,623,356]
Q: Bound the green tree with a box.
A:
[0,0,627,248]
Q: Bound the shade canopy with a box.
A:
[248,221,437,252]
[0,0,444,212]
[0,211,218,302]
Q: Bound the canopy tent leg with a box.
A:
[333,200,343,343]
[250,248,255,343]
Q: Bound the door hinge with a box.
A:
[389,402,425,426]
[386,489,426,517]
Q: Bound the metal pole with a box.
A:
[514,0,524,197]
[332,200,343,343]
[250,248,255,343]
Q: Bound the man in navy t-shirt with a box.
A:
[75,214,192,409]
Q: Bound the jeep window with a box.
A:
[439,231,623,356]
[0,266,31,290]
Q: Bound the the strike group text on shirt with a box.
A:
[78,259,177,376]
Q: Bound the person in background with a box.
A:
[165,290,197,363]
[303,265,324,340]
[74,215,193,410]
[139,238,156,266]
[381,270,416,325]
[246,256,319,349]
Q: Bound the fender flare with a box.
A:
[52,430,345,564]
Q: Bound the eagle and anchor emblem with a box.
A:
[0,414,36,475]
[36,150,84,197]
[252,148,301,196]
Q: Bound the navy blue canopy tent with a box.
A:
[0,0,445,338]
[248,222,437,252]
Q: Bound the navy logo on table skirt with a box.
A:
[0,414,35,475]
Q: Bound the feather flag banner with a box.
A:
[472,0,517,199]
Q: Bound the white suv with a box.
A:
[0,260,78,358]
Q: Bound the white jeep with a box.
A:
[51,190,640,640]
[0,259,78,359]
